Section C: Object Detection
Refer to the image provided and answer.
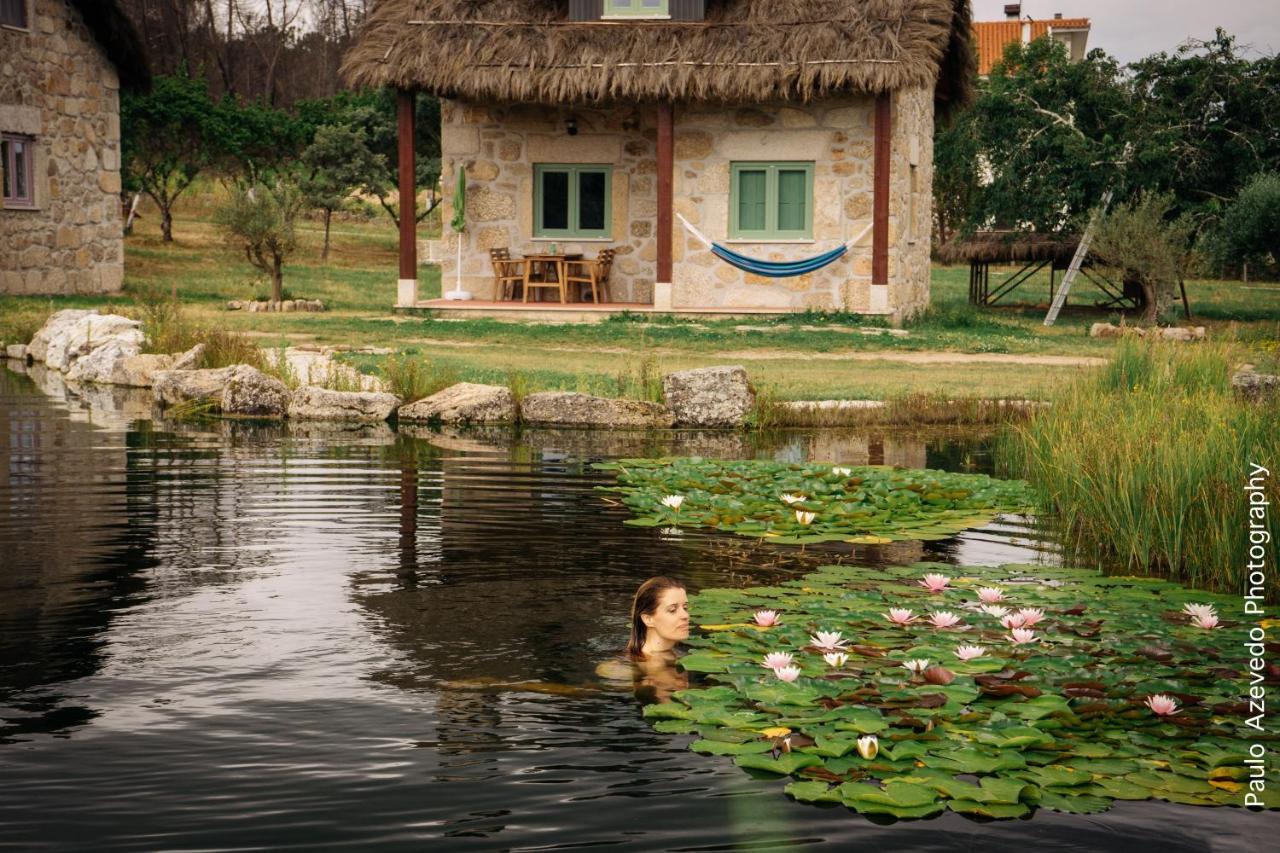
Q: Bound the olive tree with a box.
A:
[214,174,307,302]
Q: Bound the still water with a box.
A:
[0,365,1269,851]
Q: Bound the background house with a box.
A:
[344,0,974,323]
[1,0,149,295]
[974,3,1090,75]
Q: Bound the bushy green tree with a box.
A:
[301,123,386,261]
[1203,172,1280,279]
[214,175,307,302]
[1091,193,1196,325]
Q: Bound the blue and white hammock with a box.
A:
[677,214,873,278]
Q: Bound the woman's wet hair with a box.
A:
[627,576,686,659]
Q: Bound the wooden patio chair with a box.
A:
[490,248,526,300]
[564,248,616,303]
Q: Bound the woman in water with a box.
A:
[598,576,691,701]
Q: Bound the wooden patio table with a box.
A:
[521,253,583,303]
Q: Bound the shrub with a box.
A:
[1091,192,1197,325]
[1202,171,1280,279]
[379,352,457,403]
[214,175,307,302]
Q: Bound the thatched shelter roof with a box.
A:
[343,1,974,116]
[72,0,151,91]
[937,231,1081,265]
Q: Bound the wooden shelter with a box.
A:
[343,0,975,322]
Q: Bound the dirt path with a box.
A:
[400,337,1107,367]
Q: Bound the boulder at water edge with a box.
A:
[287,386,401,422]
[43,313,144,373]
[65,338,141,384]
[220,366,291,418]
[26,309,97,363]
[153,365,241,408]
[6,344,29,362]
[398,382,516,424]
[519,391,674,428]
[661,365,755,428]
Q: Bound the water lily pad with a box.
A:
[735,751,825,775]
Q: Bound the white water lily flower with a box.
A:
[810,631,847,651]
[832,467,853,477]
[981,604,1010,618]
[884,608,917,625]
[954,644,986,661]
[928,611,963,629]
[918,573,950,593]
[1182,603,1217,620]
[823,652,849,668]
[902,658,930,674]
[795,510,816,526]
[780,493,805,505]
[978,587,1005,603]
[1191,613,1220,630]
[762,652,795,670]
[856,735,878,760]
[1001,612,1026,630]
[1009,627,1038,645]
[774,665,802,683]
[1016,608,1046,627]
[660,495,684,510]
[753,610,781,627]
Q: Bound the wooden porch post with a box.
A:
[872,93,892,287]
[396,89,418,307]
[655,101,674,309]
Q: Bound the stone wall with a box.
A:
[434,89,933,318]
[0,0,125,295]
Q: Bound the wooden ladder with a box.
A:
[1043,189,1113,327]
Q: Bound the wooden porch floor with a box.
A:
[407,299,807,323]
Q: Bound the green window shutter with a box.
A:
[736,169,767,233]
[534,164,611,238]
[776,169,808,232]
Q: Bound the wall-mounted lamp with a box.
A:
[566,116,579,136]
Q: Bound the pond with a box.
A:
[0,365,1269,851]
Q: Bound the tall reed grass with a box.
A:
[131,286,263,369]
[997,338,1279,593]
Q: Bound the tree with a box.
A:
[1203,172,1280,279]
[300,122,385,261]
[931,105,982,246]
[1091,193,1196,325]
[121,73,222,242]
[214,174,306,301]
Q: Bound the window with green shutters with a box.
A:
[729,162,814,240]
[533,165,612,239]
[602,0,670,19]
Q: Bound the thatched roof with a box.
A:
[937,231,1081,265]
[71,0,152,92]
[343,1,974,117]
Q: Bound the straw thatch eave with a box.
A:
[70,0,152,92]
[342,0,973,117]
[937,231,1081,265]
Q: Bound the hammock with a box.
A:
[677,213,872,278]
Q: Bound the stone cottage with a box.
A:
[1,0,149,295]
[343,0,973,322]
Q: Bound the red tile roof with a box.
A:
[974,18,1091,75]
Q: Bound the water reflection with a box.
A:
[1,363,1267,851]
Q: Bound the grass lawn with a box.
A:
[3,191,1277,401]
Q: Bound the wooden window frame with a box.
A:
[728,161,815,241]
[0,0,31,31]
[533,164,613,240]
[1,133,36,209]
[602,0,671,20]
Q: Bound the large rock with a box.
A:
[1089,322,1205,341]
[221,366,291,418]
[6,344,28,361]
[662,365,755,428]
[27,309,97,363]
[398,382,516,424]
[44,313,144,373]
[153,365,240,408]
[111,343,205,388]
[520,391,674,428]
[65,338,141,384]
[1233,371,1280,403]
[288,386,401,422]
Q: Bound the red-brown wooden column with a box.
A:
[655,101,674,308]
[396,89,417,307]
[872,93,892,286]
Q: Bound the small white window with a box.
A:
[603,0,671,20]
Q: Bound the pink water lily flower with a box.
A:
[795,510,816,526]
[902,658,931,674]
[1182,603,1217,620]
[1001,612,1027,630]
[918,573,951,593]
[754,610,781,627]
[774,665,802,683]
[978,587,1005,603]
[982,604,1010,618]
[1191,613,1220,630]
[823,652,849,668]
[809,631,847,651]
[884,608,917,625]
[855,735,878,760]
[780,493,805,505]
[954,644,986,661]
[762,652,794,670]
[928,611,963,629]
[1145,694,1180,716]
[1009,627,1038,645]
[1016,608,1046,627]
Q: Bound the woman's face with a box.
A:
[643,587,690,644]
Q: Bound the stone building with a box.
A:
[344,0,973,323]
[0,0,149,295]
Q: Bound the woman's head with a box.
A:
[627,576,689,658]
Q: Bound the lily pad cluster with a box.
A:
[644,560,1278,820]
[594,458,1034,544]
